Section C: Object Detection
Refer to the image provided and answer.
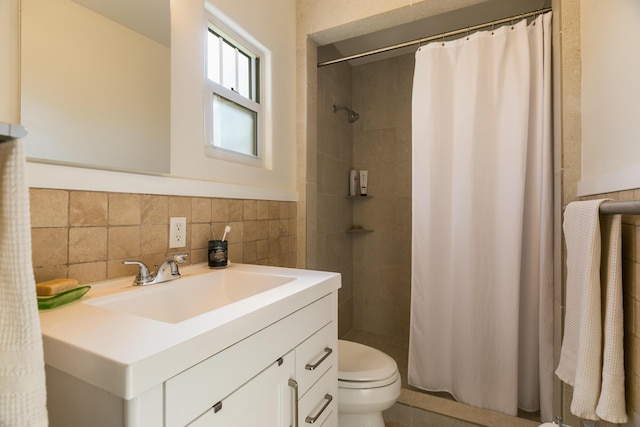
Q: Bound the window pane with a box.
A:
[221,41,236,91]
[207,32,220,83]
[237,53,250,99]
[212,94,257,156]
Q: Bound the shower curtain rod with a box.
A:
[317,7,552,67]
[599,200,640,215]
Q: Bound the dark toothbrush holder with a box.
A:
[208,240,228,268]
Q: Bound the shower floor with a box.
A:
[341,329,541,427]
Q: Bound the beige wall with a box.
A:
[302,0,640,425]
[579,0,640,196]
[315,59,355,337]
[4,0,640,423]
[555,1,640,425]
[30,189,297,285]
[351,54,413,338]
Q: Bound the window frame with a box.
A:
[204,14,266,168]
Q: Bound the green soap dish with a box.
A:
[38,286,91,311]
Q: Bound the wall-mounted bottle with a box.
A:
[359,170,368,196]
[349,170,358,196]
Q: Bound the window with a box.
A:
[205,20,264,166]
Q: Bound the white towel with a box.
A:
[0,140,48,426]
[556,200,604,420]
[596,214,627,423]
[555,200,627,423]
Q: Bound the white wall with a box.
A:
[170,0,297,195]
[579,0,640,195]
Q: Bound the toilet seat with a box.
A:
[338,340,399,388]
[338,370,401,389]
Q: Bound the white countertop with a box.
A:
[39,263,340,400]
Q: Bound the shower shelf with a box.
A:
[346,228,373,233]
[347,194,373,232]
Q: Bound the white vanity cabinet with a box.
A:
[164,293,338,427]
[41,264,340,427]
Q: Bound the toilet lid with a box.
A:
[338,340,398,382]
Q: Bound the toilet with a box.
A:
[337,339,402,427]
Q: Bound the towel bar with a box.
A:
[598,200,640,215]
[562,200,640,216]
[0,122,27,142]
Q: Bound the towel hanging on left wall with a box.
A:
[0,135,49,426]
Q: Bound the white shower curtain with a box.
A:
[409,12,553,420]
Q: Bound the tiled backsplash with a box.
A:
[29,188,297,285]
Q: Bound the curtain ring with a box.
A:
[466,27,470,40]
[441,34,445,46]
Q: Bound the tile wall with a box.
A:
[29,188,297,285]
[315,52,355,337]
[350,53,414,339]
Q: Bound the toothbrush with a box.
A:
[221,225,231,241]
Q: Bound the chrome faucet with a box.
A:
[123,253,188,286]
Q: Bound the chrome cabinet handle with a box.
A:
[305,347,333,371]
[305,394,333,424]
[288,379,299,427]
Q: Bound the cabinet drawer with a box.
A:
[298,367,337,427]
[165,294,332,427]
[295,322,336,397]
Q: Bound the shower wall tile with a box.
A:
[315,55,355,334]
[29,189,298,285]
[350,52,414,341]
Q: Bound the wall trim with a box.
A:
[26,162,297,201]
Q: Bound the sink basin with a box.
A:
[85,269,296,323]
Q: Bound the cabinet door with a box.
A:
[188,353,295,427]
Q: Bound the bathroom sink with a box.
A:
[84,269,296,323]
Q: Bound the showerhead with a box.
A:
[333,105,360,123]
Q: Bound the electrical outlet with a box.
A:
[169,217,187,248]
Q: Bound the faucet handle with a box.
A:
[165,253,188,277]
[171,253,188,264]
[122,260,152,285]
